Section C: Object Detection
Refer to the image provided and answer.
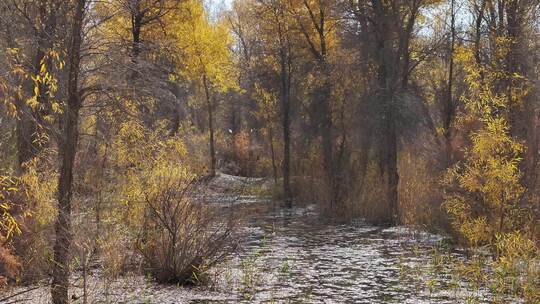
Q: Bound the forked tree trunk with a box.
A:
[51,0,86,303]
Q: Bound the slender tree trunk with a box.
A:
[51,0,86,302]
[203,75,216,177]
[474,0,486,66]
[268,127,278,185]
[15,100,39,169]
[131,0,143,62]
[318,75,334,209]
[296,0,335,209]
[385,103,399,224]
[280,52,292,207]
[6,26,38,170]
[15,2,57,169]
[443,0,456,163]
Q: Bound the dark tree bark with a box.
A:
[128,0,176,62]
[443,0,456,163]
[268,127,278,185]
[51,0,86,302]
[504,0,539,236]
[280,50,292,207]
[274,4,293,207]
[369,0,419,225]
[295,0,336,209]
[13,0,60,169]
[132,13,142,61]
[203,74,216,177]
[15,101,39,168]
[371,0,399,225]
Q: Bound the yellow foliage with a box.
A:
[106,119,192,242]
[0,157,56,241]
[19,152,58,227]
[443,42,528,246]
[171,0,238,94]
[0,175,21,241]
[442,37,539,302]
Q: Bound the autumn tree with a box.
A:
[0,0,68,170]
[172,0,238,176]
[50,0,87,302]
[247,0,298,205]
[289,0,341,208]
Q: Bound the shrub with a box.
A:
[0,174,22,285]
[13,154,57,283]
[0,162,56,285]
[137,175,237,284]
[398,149,447,230]
[99,120,238,283]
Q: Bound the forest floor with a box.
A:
[1,173,499,304]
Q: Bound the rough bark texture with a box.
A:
[51,0,85,303]
[372,0,399,225]
[369,0,417,225]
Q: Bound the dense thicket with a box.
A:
[0,0,538,302]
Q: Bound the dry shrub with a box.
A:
[232,130,261,176]
[221,130,265,177]
[294,145,373,222]
[0,246,20,286]
[138,176,237,284]
[1,164,55,285]
[12,154,57,283]
[351,162,388,223]
[98,229,132,278]
[292,144,325,205]
[398,150,446,229]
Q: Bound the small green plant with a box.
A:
[280,259,290,275]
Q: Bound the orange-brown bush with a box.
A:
[138,177,238,284]
[221,129,265,177]
[0,246,20,286]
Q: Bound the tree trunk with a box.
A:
[15,2,57,170]
[372,0,399,225]
[320,86,334,208]
[504,0,539,238]
[203,75,216,177]
[15,100,39,169]
[316,70,334,209]
[269,127,278,185]
[443,0,456,164]
[280,50,292,207]
[385,105,399,224]
[4,26,39,170]
[131,0,143,62]
[51,0,85,302]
